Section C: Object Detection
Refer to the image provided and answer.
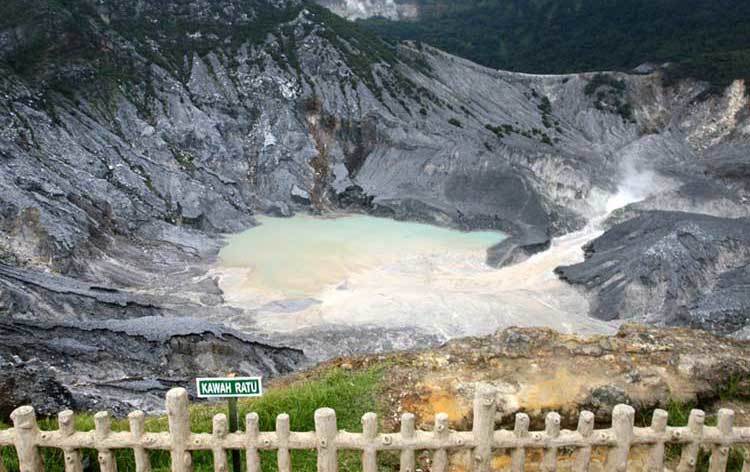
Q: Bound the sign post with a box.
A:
[227,397,240,472]
[196,376,263,472]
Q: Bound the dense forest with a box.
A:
[362,0,750,88]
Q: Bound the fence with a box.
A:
[1,384,750,472]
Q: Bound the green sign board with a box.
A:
[196,377,263,398]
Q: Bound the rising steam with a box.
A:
[605,160,659,214]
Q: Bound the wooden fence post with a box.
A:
[59,410,83,472]
[542,412,561,472]
[399,413,416,472]
[166,388,193,472]
[511,413,529,472]
[245,413,260,472]
[212,414,228,472]
[315,408,338,472]
[573,411,594,472]
[708,409,734,472]
[647,409,668,472]
[606,404,634,472]
[129,411,151,472]
[472,384,497,472]
[677,409,705,472]
[11,405,42,472]
[95,411,117,472]
[277,414,291,472]
[432,413,449,472]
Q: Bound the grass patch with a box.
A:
[0,367,386,472]
[647,400,747,472]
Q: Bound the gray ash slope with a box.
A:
[556,212,750,334]
[0,0,749,412]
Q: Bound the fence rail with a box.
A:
[1,384,750,471]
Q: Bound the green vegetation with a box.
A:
[584,74,634,122]
[537,96,554,128]
[485,122,555,146]
[583,74,626,97]
[656,401,747,472]
[360,0,750,90]
[2,0,304,100]
[0,368,386,472]
[169,146,196,171]
[307,3,400,100]
[633,375,750,472]
[448,117,463,128]
[484,124,507,138]
[1,0,429,120]
[1,0,143,107]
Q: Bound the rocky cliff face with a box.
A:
[314,0,419,20]
[556,212,750,335]
[5,0,747,274]
[1,0,750,410]
[0,317,306,417]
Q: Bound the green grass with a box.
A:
[653,400,747,472]
[0,368,388,472]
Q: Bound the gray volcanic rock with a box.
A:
[555,211,750,335]
[606,179,750,226]
[5,0,748,280]
[486,225,551,268]
[1,0,750,412]
[0,318,306,417]
[314,0,419,20]
[0,359,75,420]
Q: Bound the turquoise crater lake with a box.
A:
[213,213,617,339]
[217,214,506,298]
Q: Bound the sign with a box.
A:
[196,377,263,398]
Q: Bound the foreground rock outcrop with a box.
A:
[304,324,750,430]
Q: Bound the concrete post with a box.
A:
[511,413,529,472]
[245,413,260,472]
[573,411,595,472]
[315,408,337,472]
[11,405,42,472]
[59,410,83,472]
[129,411,151,472]
[432,413,449,472]
[212,414,228,472]
[677,409,705,472]
[276,414,291,472]
[95,411,117,472]
[166,388,193,472]
[646,409,668,472]
[472,384,497,472]
[542,412,561,472]
[399,413,416,472]
[708,409,734,472]
[605,404,634,472]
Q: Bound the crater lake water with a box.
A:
[218,214,505,298]
[212,214,618,353]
